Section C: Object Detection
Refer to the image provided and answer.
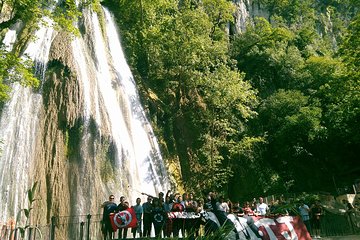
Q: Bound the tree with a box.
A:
[106,0,359,196]
[0,48,39,103]
[257,89,324,192]
[0,0,81,105]
[231,17,306,97]
[105,0,259,193]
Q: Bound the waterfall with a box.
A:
[0,17,55,224]
[233,0,270,33]
[70,7,170,212]
[0,5,170,228]
[234,0,250,33]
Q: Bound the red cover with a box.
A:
[252,215,312,240]
[109,208,137,231]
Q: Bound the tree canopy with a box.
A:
[1,0,359,199]
[105,0,359,199]
[0,0,81,104]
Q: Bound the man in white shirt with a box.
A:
[256,197,269,216]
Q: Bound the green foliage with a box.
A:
[231,17,307,97]
[258,89,324,181]
[257,0,316,24]
[15,181,40,238]
[324,12,360,145]
[202,0,235,38]
[0,0,81,105]
[106,0,359,197]
[98,139,116,182]
[65,120,83,161]
[0,0,47,29]
[229,0,359,196]
[340,13,360,74]
[0,48,39,102]
[52,0,82,36]
[105,0,259,194]
[1,0,355,203]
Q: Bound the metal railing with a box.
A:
[325,210,360,236]
[0,214,103,240]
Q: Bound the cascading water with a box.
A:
[0,17,56,225]
[70,6,170,209]
[0,4,170,234]
[234,0,250,33]
[232,0,270,33]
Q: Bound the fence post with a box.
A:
[80,222,85,240]
[5,228,9,240]
[33,225,38,240]
[50,216,56,240]
[86,214,91,240]
[28,227,33,240]
[13,228,18,240]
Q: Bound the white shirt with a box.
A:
[257,203,269,215]
[220,202,230,213]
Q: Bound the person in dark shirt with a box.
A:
[101,195,117,240]
[232,201,244,216]
[171,195,184,237]
[142,196,154,237]
[204,194,213,211]
[310,200,323,239]
[152,198,166,237]
[117,196,128,239]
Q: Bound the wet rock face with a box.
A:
[49,32,77,72]
[232,0,270,34]
[32,32,85,225]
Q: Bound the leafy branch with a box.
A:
[14,181,42,239]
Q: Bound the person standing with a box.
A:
[311,200,323,239]
[171,195,184,237]
[164,192,173,238]
[343,200,356,233]
[243,201,255,216]
[132,197,143,238]
[101,195,117,240]
[256,197,269,216]
[218,196,230,213]
[117,196,128,239]
[152,198,166,238]
[299,200,311,233]
[142,196,153,237]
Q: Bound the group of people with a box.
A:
[101,190,323,239]
[101,191,206,239]
[298,200,323,239]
